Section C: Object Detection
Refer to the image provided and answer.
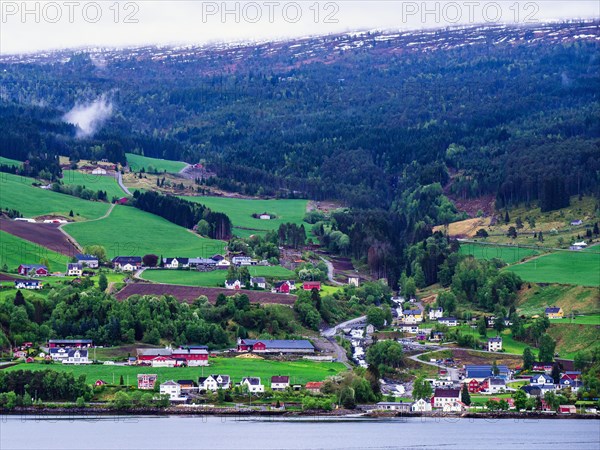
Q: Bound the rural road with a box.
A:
[319,256,344,286]
[407,347,460,381]
[57,203,115,252]
[115,172,131,196]
[320,315,366,368]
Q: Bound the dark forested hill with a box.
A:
[1,21,598,283]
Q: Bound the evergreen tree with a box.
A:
[98,273,108,292]
[504,211,510,223]
[13,290,25,306]
[477,316,487,337]
[119,375,124,385]
[461,383,471,406]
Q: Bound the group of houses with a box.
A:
[110,254,269,272]
[46,339,93,365]
[520,371,583,397]
[136,346,210,367]
[132,374,321,402]
[236,338,315,354]
[224,279,321,293]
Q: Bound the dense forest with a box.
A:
[0,22,598,283]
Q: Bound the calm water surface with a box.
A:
[1,415,599,449]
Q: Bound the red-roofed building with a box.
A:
[305,382,324,393]
[302,281,321,291]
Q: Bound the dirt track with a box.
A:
[0,219,80,256]
[115,283,297,305]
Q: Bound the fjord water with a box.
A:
[1,416,599,449]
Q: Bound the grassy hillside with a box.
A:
[182,196,308,236]
[0,156,23,167]
[0,231,70,272]
[141,266,296,287]
[126,153,187,173]
[517,284,600,316]
[4,358,346,386]
[0,172,110,220]
[64,205,225,259]
[505,247,600,287]
[459,242,540,264]
[62,170,126,200]
[547,323,600,359]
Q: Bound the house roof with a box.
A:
[488,337,502,343]
[161,380,180,386]
[20,264,48,270]
[240,339,314,350]
[465,365,510,378]
[485,377,506,386]
[531,374,554,383]
[15,280,40,286]
[75,254,98,261]
[48,339,92,344]
[137,348,173,357]
[521,385,542,395]
[112,256,142,264]
[67,349,88,357]
[271,376,290,383]
[545,307,562,313]
[189,258,216,265]
[177,380,196,385]
[251,277,266,283]
[225,279,240,284]
[434,388,460,398]
[305,382,323,389]
[242,377,261,385]
[164,257,190,264]
[67,263,82,270]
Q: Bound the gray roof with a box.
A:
[137,348,172,357]
[242,377,261,385]
[67,349,88,357]
[241,339,314,350]
[251,277,266,283]
[189,258,216,265]
[75,254,98,261]
[545,307,561,313]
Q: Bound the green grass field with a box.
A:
[550,314,600,325]
[547,323,600,358]
[505,248,600,286]
[0,156,23,167]
[517,284,600,316]
[0,172,110,220]
[4,358,346,387]
[0,231,70,272]
[141,266,296,287]
[182,196,308,236]
[62,170,126,200]
[459,242,540,264]
[126,153,187,174]
[64,205,225,259]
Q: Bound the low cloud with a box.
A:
[63,94,113,138]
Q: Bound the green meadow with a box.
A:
[62,170,126,200]
[0,231,70,272]
[459,242,540,264]
[141,266,296,286]
[505,247,600,286]
[4,358,346,387]
[182,196,308,236]
[0,156,23,167]
[126,153,187,173]
[0,172,110,220]
[64,205,225,259]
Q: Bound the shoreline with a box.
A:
[1,407,598,420]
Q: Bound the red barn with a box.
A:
[273,281,292,294]
[18,264,48,277]
[302,281,321,291]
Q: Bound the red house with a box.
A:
[468,379,481,393]
[302,281,321,291]
[273,281,293,294]
[18,264,48,277]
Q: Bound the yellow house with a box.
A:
[545,307,564,319]
[402,309,424,324]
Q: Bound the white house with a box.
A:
[530,374,554,386]
[75,254,99,268]
[63,349,90,365]
[437,317,458,327]
[225,279,244,290]
[442,401,467,412]
[199,375,231,391]
[67,263,83,277]
[250,277,267,289]
[232,256,253,266]
[216,259,231,269]
[401,310,423,324]
[429,307,443,321]
[348,276,360,287]
[160,380,184,400]
[432,388,461,409]
[14,280,42,290]
[487,337,503,352]
[241,377,264,393]
[163,257,190,269]
[411,398,432,412]
[482,377,506,394]
[91,167,107,175]
[271,376,290,391]
[49,347,70,362]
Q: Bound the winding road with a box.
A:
[115,172,131,196]
[57,203,116,252]
[319,256,344,286]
